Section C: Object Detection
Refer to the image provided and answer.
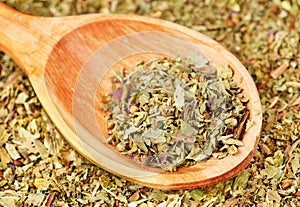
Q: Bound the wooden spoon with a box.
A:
[0,2,262,190]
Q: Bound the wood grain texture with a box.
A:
[0,2,262,190]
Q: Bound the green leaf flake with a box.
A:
[180,121,198,137]
[291,153,300,175]
[187,53,209,68]
[216,65,233,79]
[233,170,250,190]
[174,84,185,108]
[15,92,28,104]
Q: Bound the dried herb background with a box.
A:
[0,0,299,206]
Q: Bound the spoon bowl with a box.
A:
[0,3,262,190]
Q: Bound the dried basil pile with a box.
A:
[102,57,249,171]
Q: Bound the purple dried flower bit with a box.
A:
[112,87,122,100]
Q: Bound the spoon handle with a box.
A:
[0,2,108,76]
[0,3,47,75]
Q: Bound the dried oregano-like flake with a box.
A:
[103,57,248,171]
